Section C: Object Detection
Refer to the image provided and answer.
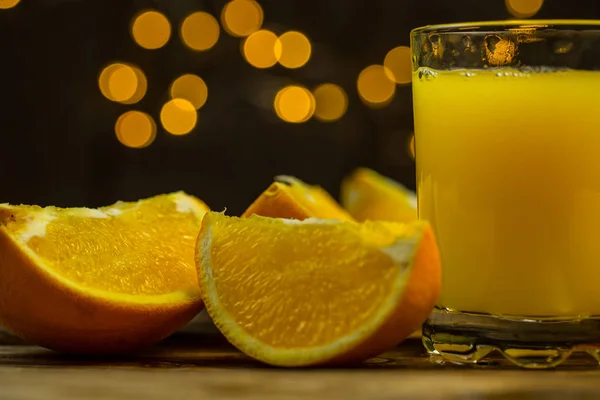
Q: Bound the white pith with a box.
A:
[17,213,57,242]
[175,195,199,213]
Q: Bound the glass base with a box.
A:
[423,307,600,369]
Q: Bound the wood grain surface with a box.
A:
[2,315,600,400]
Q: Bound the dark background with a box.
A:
[0,0,598,215]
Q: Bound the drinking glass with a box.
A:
[411,20,600,368]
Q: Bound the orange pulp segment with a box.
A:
[196,212,441,366]
[0,192,208,353]
[242,175,354,221]
[341,168,417,223]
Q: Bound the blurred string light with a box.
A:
[357,65,396,107]
[275,31,311,69]
[221,0,264,37]
[131,10,171,50]
[243,30,279,68]
[170,74,208,110]
[98,63,147,104]
[115,111,156,149]
[312,84,347,122]
[274,85,315,123]
[160,99,197,135]
[180,12,220,51]
[384,46,412,85]
[505,0,544,18]
[0,0,20,9]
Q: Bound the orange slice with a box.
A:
[341,168,417,223]
[0,192,208,354]
[196,212,441,367]
[243,175,353,221]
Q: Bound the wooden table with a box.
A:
[2,321,600,400]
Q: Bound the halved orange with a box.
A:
[0,192,208,354]
[242,175,353,221]
[341,168,417,223]
[196,212,441,367]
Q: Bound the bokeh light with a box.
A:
[170,74,208,110]
[180,12,220,51]
[120,66,147,105]
[409,134,415,159]
[115,111,156,149]
[98,63,147,104]
[221,0,264,37]
[274,85,315,123]
[131,10,171,50]
[160,99,197,136]
[243,30,279,69]
[312,83,348,122]
[0,0,20,9]
[357,65,396,106]
[384,46,412,85]
[274,31,312,69]
[505,0,544,18]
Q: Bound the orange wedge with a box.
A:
[243,175,353,221]
[0,192,208,354]
[341,168,417,223]
[196,212,441,367]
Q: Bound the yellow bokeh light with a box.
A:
[384,46,412,85]
[109,66,137,101]
[170,74,208,110]
[221,0,263,37]
[180,12,220,51]
[357,65,396,106]
[98,63,147,104]
[0,0,20,9]
[274,85,315,123]
[160,99,197,136]
[243,30,278,69]
[409,134,415,159]
[274,31,312,69]
[99,64,125,101]
[312,83,348,122]
[131,10,171,50]
[505,0,544,18]
[115,111,156,149]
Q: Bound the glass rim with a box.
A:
[411,19,600,35]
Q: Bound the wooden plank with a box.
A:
[2,329,600,400]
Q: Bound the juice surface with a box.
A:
[413,68,600,317]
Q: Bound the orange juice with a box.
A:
[414,68,600,317]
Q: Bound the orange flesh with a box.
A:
[1,195,202,296]
[244,176,353,222]
[205,216,422,348]
[342,169,417,222]
[305,186,354,221]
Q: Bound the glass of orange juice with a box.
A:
[412,20,600,368]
